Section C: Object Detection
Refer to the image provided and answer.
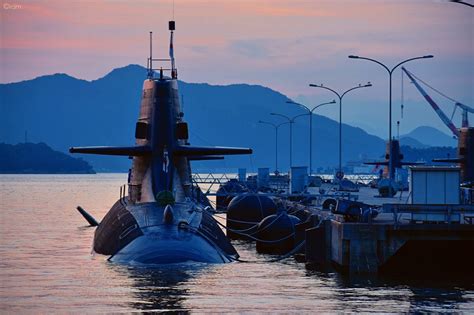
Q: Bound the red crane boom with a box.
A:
[402,67,460,138]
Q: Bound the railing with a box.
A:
[383,203,474,225]
[192,173,240,195]
[119,184,128,206]
[318,174,379,185]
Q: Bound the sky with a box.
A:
[1,0,473,138]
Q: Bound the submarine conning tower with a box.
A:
[383,139,402,178]
[129,20,191,204]
[69,20,252,204]
[128,77,191,203]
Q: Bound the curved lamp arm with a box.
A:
[341,82,372,99]
[270,112,292,123]
[391,55,433,74]
[258,120,276,128]
[348,54,433,74]
[286,100,310,113]
[309,84,341,100]
[311,100,337,112]
[293,113,309,121]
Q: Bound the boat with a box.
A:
[70,21,252,264]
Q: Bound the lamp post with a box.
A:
[258,120,289,174]
[348,54,433,179]
[286,100,337,175]
[270,113,306,169]
[308,83,372,178]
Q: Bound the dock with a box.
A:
[305,194,474,273]
[209,166,474,274]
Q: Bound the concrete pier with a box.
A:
[305,205,474,274]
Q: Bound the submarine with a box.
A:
[70,21,252,264]
[364,139,423,179]
[364,139,424,197]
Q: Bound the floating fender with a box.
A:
[286,204,310,222]
[294,214,320,246]
[322,198,337,211]
[255,212,300,255]
[362,208,379,223]
[343,204,363,222]
[226,194,277,240]
[216,180,246,210]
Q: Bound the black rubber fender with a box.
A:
[322,198,337,211]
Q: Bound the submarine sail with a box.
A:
[70,21,252,264]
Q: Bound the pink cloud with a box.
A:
[1,0,472,109]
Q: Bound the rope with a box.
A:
[212,213,261,225]
[227,240,306,263]
[211,212,293,243]
[180,221,300,263]
[401,69,404,119]
[211,210,289,236]
[406,69,460,104]
[244,212,285,235]
[205,208,326,264]
[209,214,259,234]
[211,209,289,237]
[267,240,305,262]
[235,217,327,263]
[189,129,214,146]
[287,206,306,216]
[236,231,295,244]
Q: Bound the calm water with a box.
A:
[1,174,473,313]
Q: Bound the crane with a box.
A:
[401,67,459,137]
[451,102,474,128]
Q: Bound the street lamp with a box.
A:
[286,100,337,175]
[308,82,372,178]
[270,112,306,169]
[348,54,433,179]
[258,120,289,174]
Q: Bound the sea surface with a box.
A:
[1,174,473,313]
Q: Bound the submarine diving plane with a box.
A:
[70,21,251,264]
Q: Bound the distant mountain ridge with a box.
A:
[401,126,457,148]
[1,64,434,172]
[0,142,94,174]
[398,136,429,149]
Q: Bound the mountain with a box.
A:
[0,142,94,174]
[399,136,429,149]
[1,65,386,172]
[401,126,457,148]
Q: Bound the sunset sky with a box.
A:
[1,0,472,137]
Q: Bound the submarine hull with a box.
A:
[93,200,237,264]
[110,227,230,264]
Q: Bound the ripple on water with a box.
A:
[1,174,473,312]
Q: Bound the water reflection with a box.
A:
[2,175,473,313]
[111,263,211,312]
[304,264,473,313]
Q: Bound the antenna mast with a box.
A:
[148,31,153,79]
[169,21,177,79]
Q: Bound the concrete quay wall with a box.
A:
[306,218,474,274]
